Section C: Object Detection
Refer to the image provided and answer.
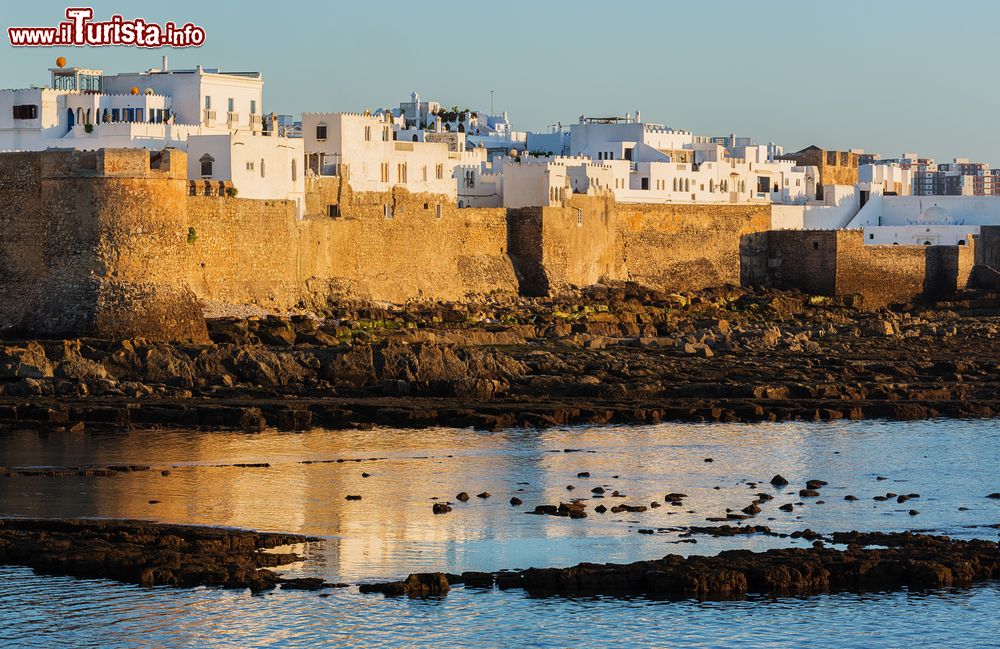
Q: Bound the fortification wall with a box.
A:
[0,149,207,341]
[833,233,928,306]
[616,202,772,291]
[5,148,904,341]
[750,229,974,307]
[508,197,772,295]
[189,185,518,309]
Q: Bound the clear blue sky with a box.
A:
[2,1,997,165]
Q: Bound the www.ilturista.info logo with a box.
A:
[8,7,205,48]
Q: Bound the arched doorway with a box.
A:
[66,108,74,129]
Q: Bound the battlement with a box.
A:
[34,147,187,180]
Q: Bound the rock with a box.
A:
[844,495,858,501]
[799,489,820,497]
[476,492,491,499]
[592,487,606,495]
[742,504,761,515]
[456,492,470,502]
[359,573,450,598]
[778,503,794,512]
[577,472,590,478]
[432,503,452,514]
[510,497,523,506]
[0,518,307,592]
[770,475,789,487]
[558,502,588,518]
[345,495,362,501]
[594,505,607,514]
[987,493,1000,499]
[805,480,827,490]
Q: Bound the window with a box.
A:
[364,126,371,141]
[228,98,234,112]
[435,205,443,219]
[398,163,407,183]
[260,159,265,178]
[246,161,255,171]
[199,154,214,177]
[204,96,211,110]
[291,159,297,182]
[380,162,389,183]
[436,164,443,180]
[111,109,120,122]
[316,123,327,141]
[250,100,256,114]
[328,205,340,218]
[422,166,428,182]
[869,233,875,240]
[576,208,583,226]
[384,205,394,219]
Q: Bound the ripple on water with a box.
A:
[1,419,1000,646]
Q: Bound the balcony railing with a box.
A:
[227,111,240,127]
[203,109,216,125]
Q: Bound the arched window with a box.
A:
[199,154,214,177]
[672,178,678,191]
[260,159,265,178]
[412,134,418,142]
[76,108,82,124]
[684,178,690,192]
[291,158,297,182]
[958,239,967,246]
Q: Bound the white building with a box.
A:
[498,155,614,209]
[302,111,486,198]
[0,58,301,208]
[564,115,813,205]
[390,92,526,160]
[859,162,913,196]
[187,131,304,209]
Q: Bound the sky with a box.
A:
[2,1,997,165]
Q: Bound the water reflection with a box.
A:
[0,420,999,584]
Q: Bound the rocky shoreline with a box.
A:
[0,518,324,592]
[3,284,1000,432]
[5,517,999,602]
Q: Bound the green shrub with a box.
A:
[186,227,197,244]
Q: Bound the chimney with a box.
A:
[162,55,169,71]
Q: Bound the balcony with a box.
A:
[227,111,240,127]
[203,109,216,125]
[249,113,263,129]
